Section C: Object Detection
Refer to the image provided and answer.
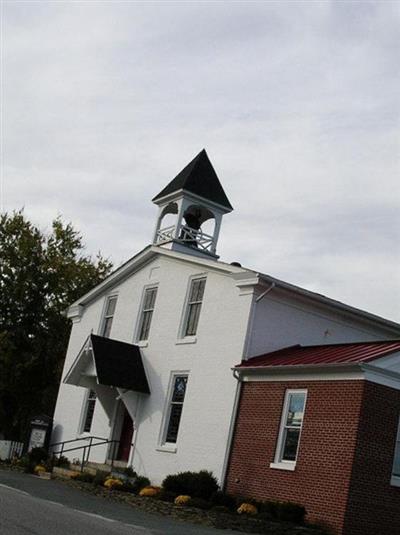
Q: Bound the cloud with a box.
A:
[3,1,400,321]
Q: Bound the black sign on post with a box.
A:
[28,415,53,453]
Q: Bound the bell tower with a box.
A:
[152,150,233,259]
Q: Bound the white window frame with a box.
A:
[157,372,189,453]
[391,415,400,487]
[178,275,207,341]
[134,285,158,344]
[270,389,307,471]
[99,294,118,338]
[78,388,97,435]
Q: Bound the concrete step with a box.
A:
[53,461,128,479]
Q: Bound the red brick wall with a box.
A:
[343,382,400,535]
[225,380,365,534]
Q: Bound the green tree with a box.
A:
[0,211,112,440]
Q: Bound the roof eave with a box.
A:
[152,188,233,213]
[234,362,362,375]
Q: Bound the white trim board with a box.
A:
[237,362,400,391]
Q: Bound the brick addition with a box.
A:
[226,379,400,535]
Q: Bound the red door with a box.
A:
[117,407,134,462]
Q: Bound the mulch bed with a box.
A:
[58,477,327,535]
[0,463,326,534]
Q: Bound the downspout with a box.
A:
[255,282,275,303]
[242,282,275,359]
[221,283,275,488]
[220,368,243,491]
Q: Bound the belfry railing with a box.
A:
[156,224,214,252]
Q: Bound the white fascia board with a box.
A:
[235,363,363,382]
[63,335,93,385]
[67,245,155,311]
[361,362,400,391]
[67,245,249,314]
[153,189,232,214]
[234,361,400,390]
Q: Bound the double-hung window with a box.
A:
[183,278,206,337]
[391,416,400,486]
[137,287,158,342]
[163,375,188,445]
[101,295,117,338]
[271,389,307,470]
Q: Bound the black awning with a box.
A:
[90,334,150,394]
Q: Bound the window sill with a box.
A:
[175,336,197,345]
[156,445,177,454]
[269,462,296,471]
[391,476,400,487]
[136,341,148,348]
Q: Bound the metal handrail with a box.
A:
[50,435,106,448]
[50,436,122,473]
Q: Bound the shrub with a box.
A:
[18,455,35,473]
[71,472,95,483]
[187,497,211,510]
[210,491,236,511]
[211,505,231,514]
[53,455,70,469]
[124,466,137,478]
[237,503,258,515]
[256,511,273,521]
[119,481,136,493]
[259,500,279,518]
[93,470,110,486]
[139,486,161,497]
[156,490,177,503]
[29,448,48,465]
[174,495,191,506]
[132,475,151,493]
[162,470,218,501]
[276,502,306,524]
[104,477,123,490]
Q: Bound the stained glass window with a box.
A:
[138,287,158,341]
[82,389,97,433]
[392,417,400,478]
[165,376,188,444]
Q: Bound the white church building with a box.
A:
[52,150,400,486]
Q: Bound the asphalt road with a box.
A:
[0,470,241,535]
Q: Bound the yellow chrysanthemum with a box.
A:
[237,502,258,515]
[34,465,46,474]
[174,495,191,505]
[104,478,123,489]
[139,486,161,497]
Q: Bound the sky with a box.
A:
[2,1,400,322]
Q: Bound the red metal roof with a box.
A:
[237,340,400,368]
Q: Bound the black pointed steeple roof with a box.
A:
[152,149,233,211]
